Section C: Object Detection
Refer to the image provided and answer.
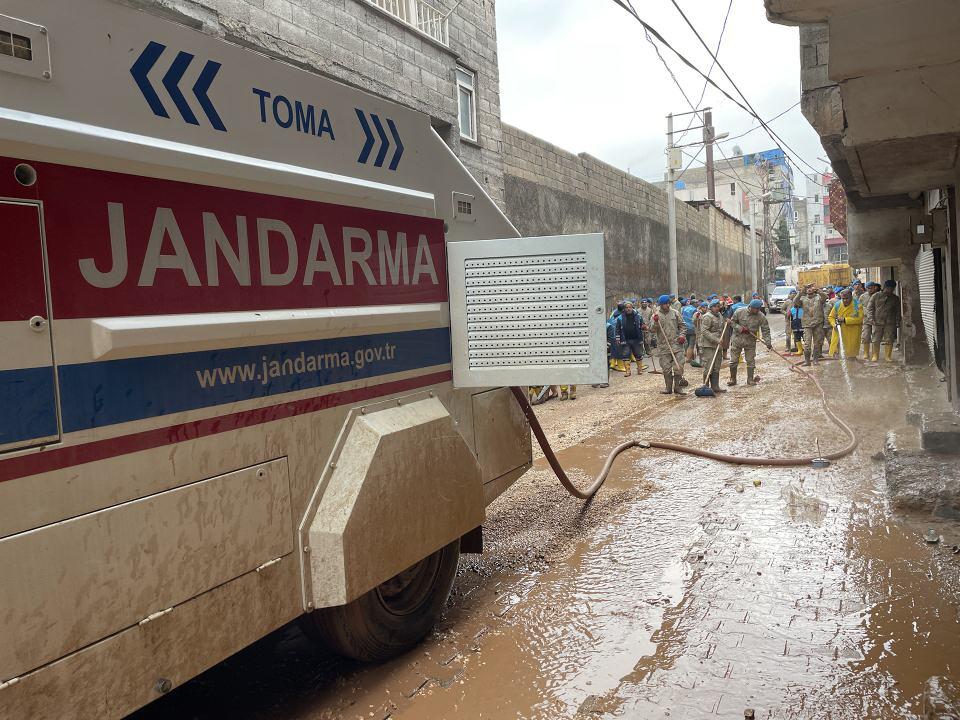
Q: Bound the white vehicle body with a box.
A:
[770,285,797,313]
[0,3,608,717]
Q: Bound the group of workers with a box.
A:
[606,293,772,396]
[538,277,900,405]
[782,278,900,365]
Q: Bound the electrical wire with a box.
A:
[609,0,826,188]
[665,0,827,186]
[673,0,734,146]
[720,101,801,145]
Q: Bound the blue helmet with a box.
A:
[884,279,897,288]
[748,299,763,309]
[709,298,721,307]
[657,294,671,305]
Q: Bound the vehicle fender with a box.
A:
[303,395,484,609]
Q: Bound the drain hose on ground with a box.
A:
[509,347,858,500]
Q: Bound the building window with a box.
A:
[0,30,32,60]
[816,235,821,245]
[366,0,449,45]
[729,183,736,196]
[794,210,799,221]
[814,214,820,224]
[456,67,477,142]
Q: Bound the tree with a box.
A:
[774,218,791,260]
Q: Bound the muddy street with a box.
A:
[132,338,960,720]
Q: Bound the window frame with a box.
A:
[456,65,478,143]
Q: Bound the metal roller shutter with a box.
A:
[916,247,938,364]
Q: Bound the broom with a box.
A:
[694,320,730,397]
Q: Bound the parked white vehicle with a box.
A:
[769,285,798,313]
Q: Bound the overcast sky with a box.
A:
[495,0,828,198]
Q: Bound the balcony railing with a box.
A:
[366,0,449,45]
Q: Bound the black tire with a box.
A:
[302,539,460,662]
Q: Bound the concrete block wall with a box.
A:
[502,125,752,307]
[133,0,506,206]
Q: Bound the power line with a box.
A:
[720,101,801,145]
[674,0,734,146]
[676,144,706,180]
[665,0,827,186]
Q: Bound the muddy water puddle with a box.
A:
[131,349,960,720]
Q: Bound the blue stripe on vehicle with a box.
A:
[0,365,59,446]
[58,328,451,432]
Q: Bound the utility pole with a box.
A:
[703,109,715,203]
[762,197,770,300]
[749,199,759,294]
[666,113,678,297]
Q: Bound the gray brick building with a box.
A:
[136,0,506,206]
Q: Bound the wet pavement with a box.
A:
[131,336,960,720]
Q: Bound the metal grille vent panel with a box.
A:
[448,234,606,388]
[465,253,590,369]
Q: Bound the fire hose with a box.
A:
[510,341,857,500]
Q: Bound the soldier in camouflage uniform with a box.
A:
[870,279,901,362]
[859,281,881,359]
[639,298,654,359]
[728,299,773,386]
[698,299,728,393]
[793,284,826,366]
[652,294,687,395]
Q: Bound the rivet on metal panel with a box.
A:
[429,391,434,397]
[397,399,402,406]
[303,546,311,554]
[257,469,265,478]
[42,71,51,80]
[360,407,367,414]
[306,602,315,611]
[40,27,48,35]
[155,678,172,694]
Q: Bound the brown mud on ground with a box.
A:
[131,337,960,720]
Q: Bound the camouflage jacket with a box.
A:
[731,307,772,346]
[793,292,825,327]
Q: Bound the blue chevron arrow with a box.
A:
[130,41,169,119]
[370,114,390,168]
[131,41,226,132]
[386,118,403,171]
[193,60,226,132]
[162,51,199,126]
[355,109,375,165]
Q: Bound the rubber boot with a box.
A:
[793,340,804,357]
[673,374,687,395]
[569,385,578,399]
[884,344,893,362]
[727,365,738,386]
[559,386,569,400]
[746,368,757,386]
[860,342,870,360]
[710,371,726,393]
[661,371,674,394]
[871,342,881,362]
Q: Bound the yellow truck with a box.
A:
[797,263,853,288]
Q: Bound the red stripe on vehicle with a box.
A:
[0,156,447,320]
[0,371,451,483]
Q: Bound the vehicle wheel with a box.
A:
[302,539,460,662]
